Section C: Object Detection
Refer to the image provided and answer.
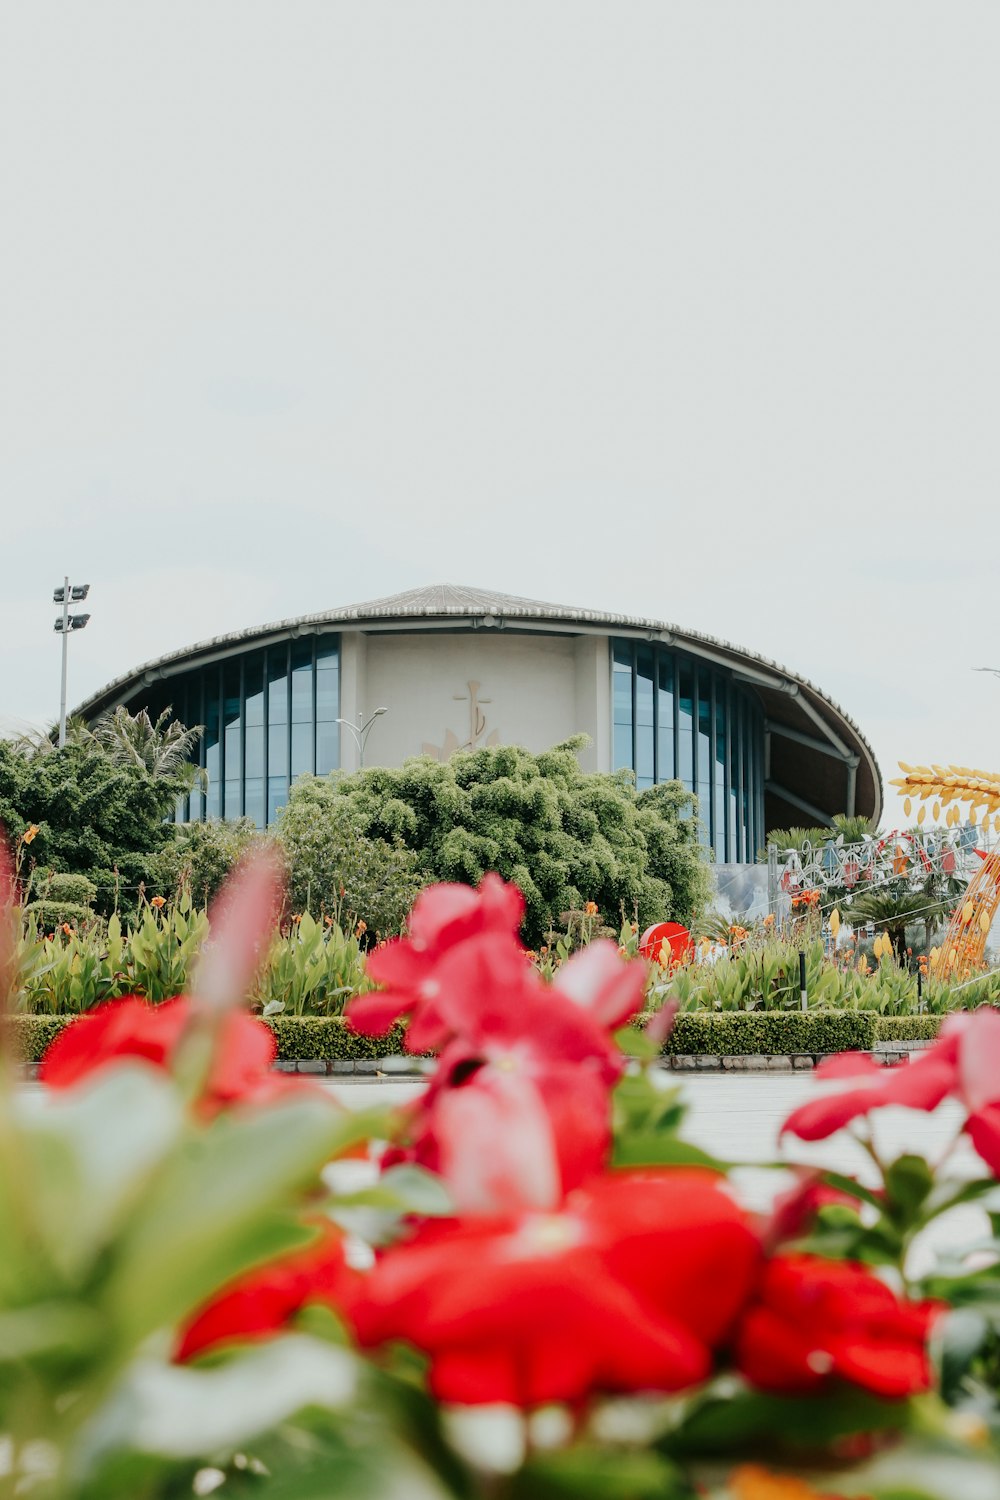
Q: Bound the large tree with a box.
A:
[0,740,190,915]
[313,738,711,945]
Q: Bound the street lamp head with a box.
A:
[373,706,388,717]
[70,584,90,602]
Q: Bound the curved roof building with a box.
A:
[75,583,882,859]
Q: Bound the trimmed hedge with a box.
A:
[12,1008,985,1066]
[8,1009,932,1064]
[659,1011,877,1057]
[4,1014,415,1066]
[875,1014,943,1043]
[261,1016,412,1061]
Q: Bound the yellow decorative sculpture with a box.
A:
[891,763,1000,978]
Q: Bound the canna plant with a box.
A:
[249,911,370,1017]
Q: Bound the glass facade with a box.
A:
[132,634,341,829]
[612,638,765,860]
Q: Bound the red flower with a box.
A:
[347,875,524,1051]
[350,1169,760,1406]
[176,1219,357,1361]
[550,940,647,1030]
[780,1046,957,1143]
[781,1008,1000,1180]
[733,1254,939,1399]
[763,1170,864,1250]
[40,997,318,1116]
[388,937,625,1211]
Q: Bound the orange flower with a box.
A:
[355,919,367,937]
[729,1465,846,1499]
[150,895,166,909]
[763,913,775,928]
[584,900,599,917]
[21,824,39,846]
[61,922,73,935]
[291,913,302,924]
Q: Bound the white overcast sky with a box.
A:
[2,3,998,823]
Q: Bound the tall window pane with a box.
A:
[204,670,221,819]
[635,645,654,789]
[316,635,340,775]
[267,645,289,823]
[714,678,727,859]
[612,641,633,773]
[222,661,242,819]
[696,670,712,848]
[290,640,314,779]
[677,662,694,786]
[657,655,674,780]
[244,652,265,829]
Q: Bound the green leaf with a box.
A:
[77,1335,360,1471]
[17,1066,184,1283]
[613,1133,723,1170]
[669,1383,914,1455]
[884,1155,935,1225]
[110,1101,386,1343]
[510,1446,686,1499]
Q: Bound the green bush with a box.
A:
[151,818,267,906]
[23,900,97,933]
[39,872,98,907]
[312,738,711,946]
[875,1014,944,1042]
[0,741,189,916]
[263,1016,412,1060]
[659,1011,878,1056]
[11,1009,891,1064]
[275,781,426,938]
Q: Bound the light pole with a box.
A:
[53,577,91,747]
[335,706,388,770]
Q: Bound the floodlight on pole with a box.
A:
[335,706,388,769]
[52,576,91,747]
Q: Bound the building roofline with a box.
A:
[72,582,882,824]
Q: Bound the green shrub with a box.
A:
[875,1014,944,1042]
[310,739,711,946]
[276,781,425,938]
[263,1016,413,1060]
[23,899,97,933]
[0,741,191,917]
[11,1009,889,1064]
[39,872,98,908]
[152,818,267,906]
[658,1011,878,1056]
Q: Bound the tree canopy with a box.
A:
[0,740,189,915]
[316,738,711,944]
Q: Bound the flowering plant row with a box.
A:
[0,854,998,1498]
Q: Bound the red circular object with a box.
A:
[639,921,692,964]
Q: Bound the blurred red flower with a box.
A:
[40,997,319,1115]
[351,1168,760,1406]
[733,1254,939,1399]
[176,1219,357,1361]
[347,874,525,1051]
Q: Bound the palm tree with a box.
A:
[845,888,948,962]
[86,707,207,793]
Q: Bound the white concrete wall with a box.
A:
[343,630,605,769]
